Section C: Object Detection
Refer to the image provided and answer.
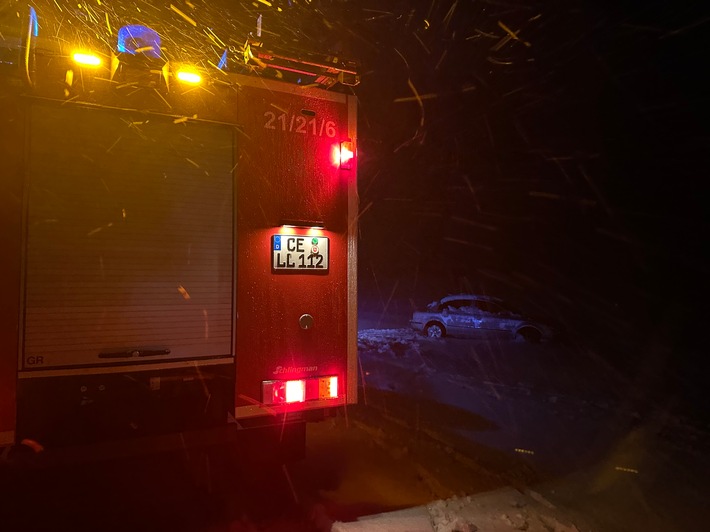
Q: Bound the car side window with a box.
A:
[474,300,504,315]
[439,300,464,312]
[458,303,477,315]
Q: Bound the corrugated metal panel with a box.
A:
[23,104,234,369]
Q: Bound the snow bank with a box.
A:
[333,488,586,532]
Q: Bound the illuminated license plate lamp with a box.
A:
[280,219,325,229]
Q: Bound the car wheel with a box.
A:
[517,327,541,343]
[425,322,445,338]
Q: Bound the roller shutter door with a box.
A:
[23,104,234,369]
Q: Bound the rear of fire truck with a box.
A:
[0,1,358,462]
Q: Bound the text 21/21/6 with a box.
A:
[264,111,337,137]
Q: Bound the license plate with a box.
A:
[272,235,329,272]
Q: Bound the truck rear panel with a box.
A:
[0,17,357,452]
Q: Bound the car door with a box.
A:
[473,300,514,337]
[448,300,485,338]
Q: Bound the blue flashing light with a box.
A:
[29,7,38,37]
[218,49,228,70]
[117,25,161,58]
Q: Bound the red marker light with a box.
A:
[332,141,354,169]
[330,145,340,167]
[339,141,354,169]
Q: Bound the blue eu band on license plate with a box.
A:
[272,235,329,272]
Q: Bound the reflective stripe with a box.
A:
[18,357,233,379]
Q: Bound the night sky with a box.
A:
[329,2,708,351]
[314,0,708,407]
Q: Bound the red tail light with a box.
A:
[285,380,306,403]
[339,141,354,169]
[263,375,339,405]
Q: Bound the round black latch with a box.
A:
[299,314,314,330]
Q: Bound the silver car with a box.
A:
[409,294,553,342]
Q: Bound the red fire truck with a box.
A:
[0,3,358,462]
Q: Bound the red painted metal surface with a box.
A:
[1,71,355,447]
[0,97,23,442]
[234,82,351,411]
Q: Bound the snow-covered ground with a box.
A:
[331,328,710,531]
[356,327,630,476]
[334,489,585,532]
